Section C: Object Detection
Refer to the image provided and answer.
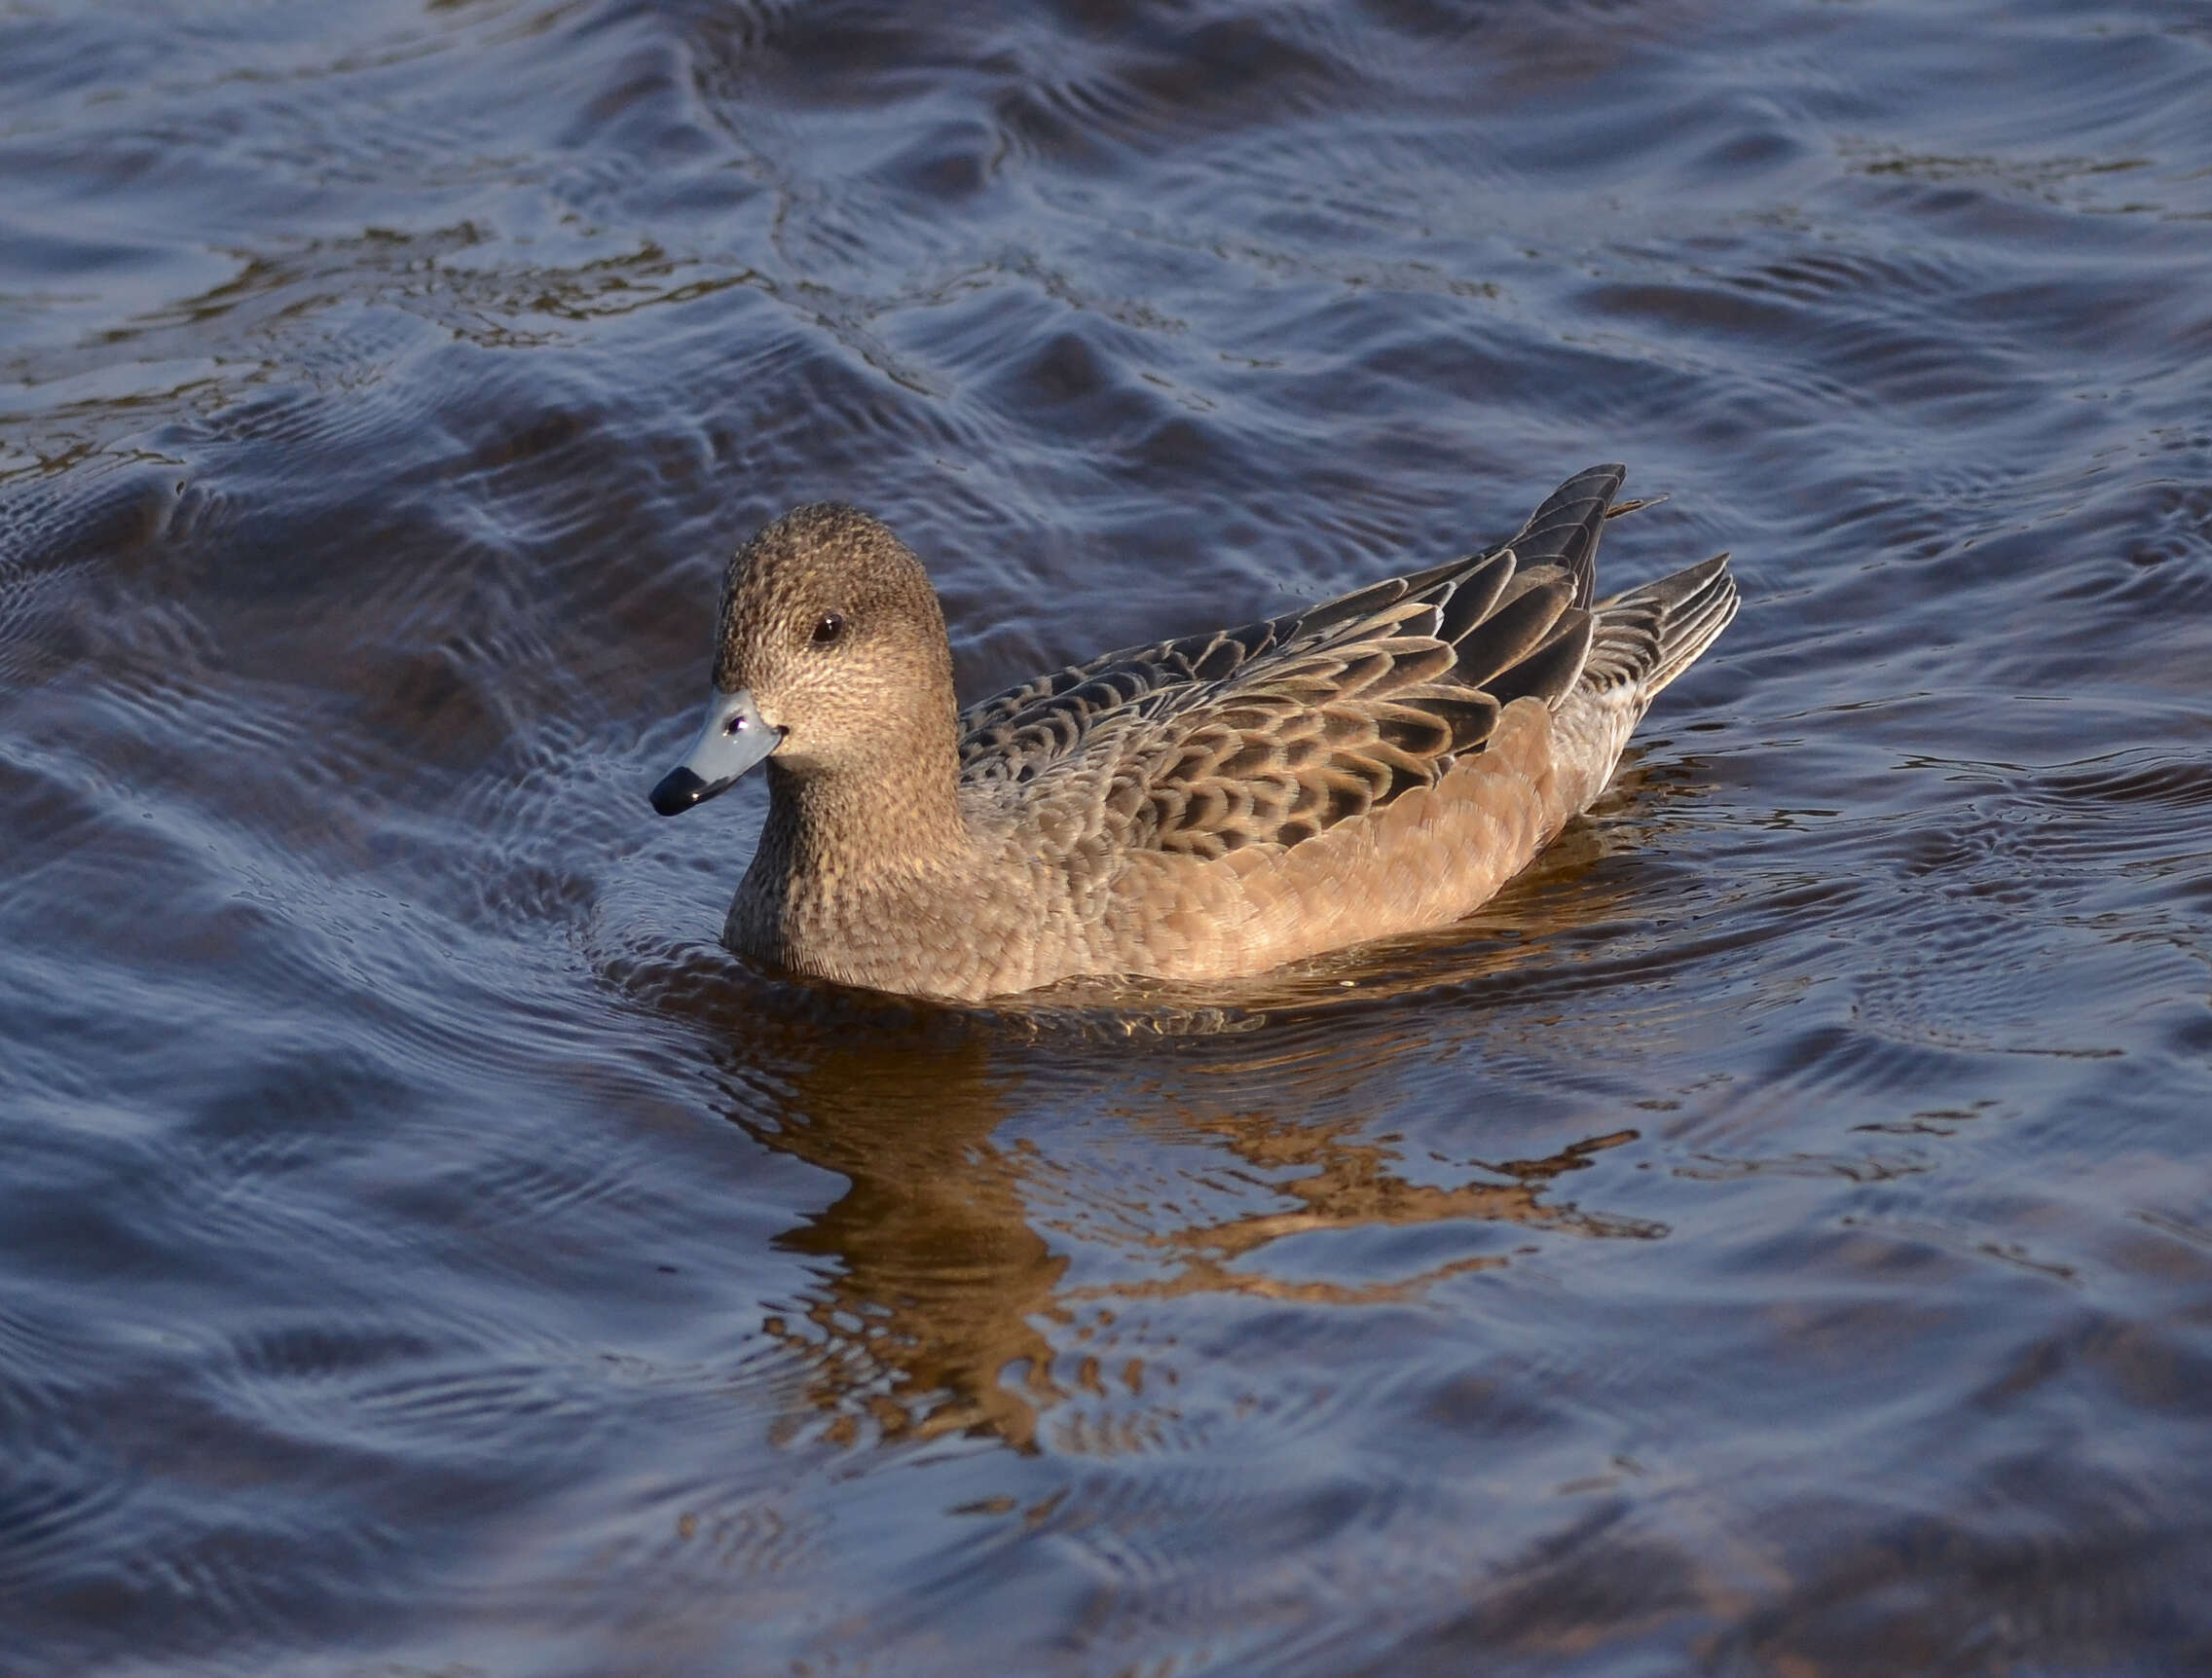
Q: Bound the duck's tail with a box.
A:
[1584,552,1739,705]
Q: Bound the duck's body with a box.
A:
[652,466,1737,1002]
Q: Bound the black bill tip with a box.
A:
[649,766,725,817]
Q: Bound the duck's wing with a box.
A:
[959,467,1634,859]
[1503,460,1623,608]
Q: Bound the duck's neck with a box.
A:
[752,698,972,892]
[725,694,981,983]
[760,758,967,877]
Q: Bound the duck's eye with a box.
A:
[812,612,845,645]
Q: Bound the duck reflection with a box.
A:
[742,1027,1064,1450]
[686,967,1665,1455]
[1105,1114,1659,1310]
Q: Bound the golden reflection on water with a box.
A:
[1109,1119,1660,1311]
[709,1000,1665,1453]
[733,1038,1063,1450]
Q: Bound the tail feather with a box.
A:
[1585,552,1737,702]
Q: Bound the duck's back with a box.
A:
[945,465,1737,994]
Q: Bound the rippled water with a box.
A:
[6,1,2212,1672]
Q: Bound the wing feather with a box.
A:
[959,468,1643,857]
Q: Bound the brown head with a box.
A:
[648,504,961,816]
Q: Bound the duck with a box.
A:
[647,465,1736,1001]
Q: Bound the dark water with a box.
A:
[6,0,2212,1671]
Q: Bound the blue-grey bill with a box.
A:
[648,689,780,816]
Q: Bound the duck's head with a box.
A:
[648,503,956,817]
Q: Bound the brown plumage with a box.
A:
[648,466,1738,1001]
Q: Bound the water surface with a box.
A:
[5,1,2212,1672]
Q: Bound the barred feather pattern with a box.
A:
[954,463,1682,867]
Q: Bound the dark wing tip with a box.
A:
[1510,466,1629,609]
